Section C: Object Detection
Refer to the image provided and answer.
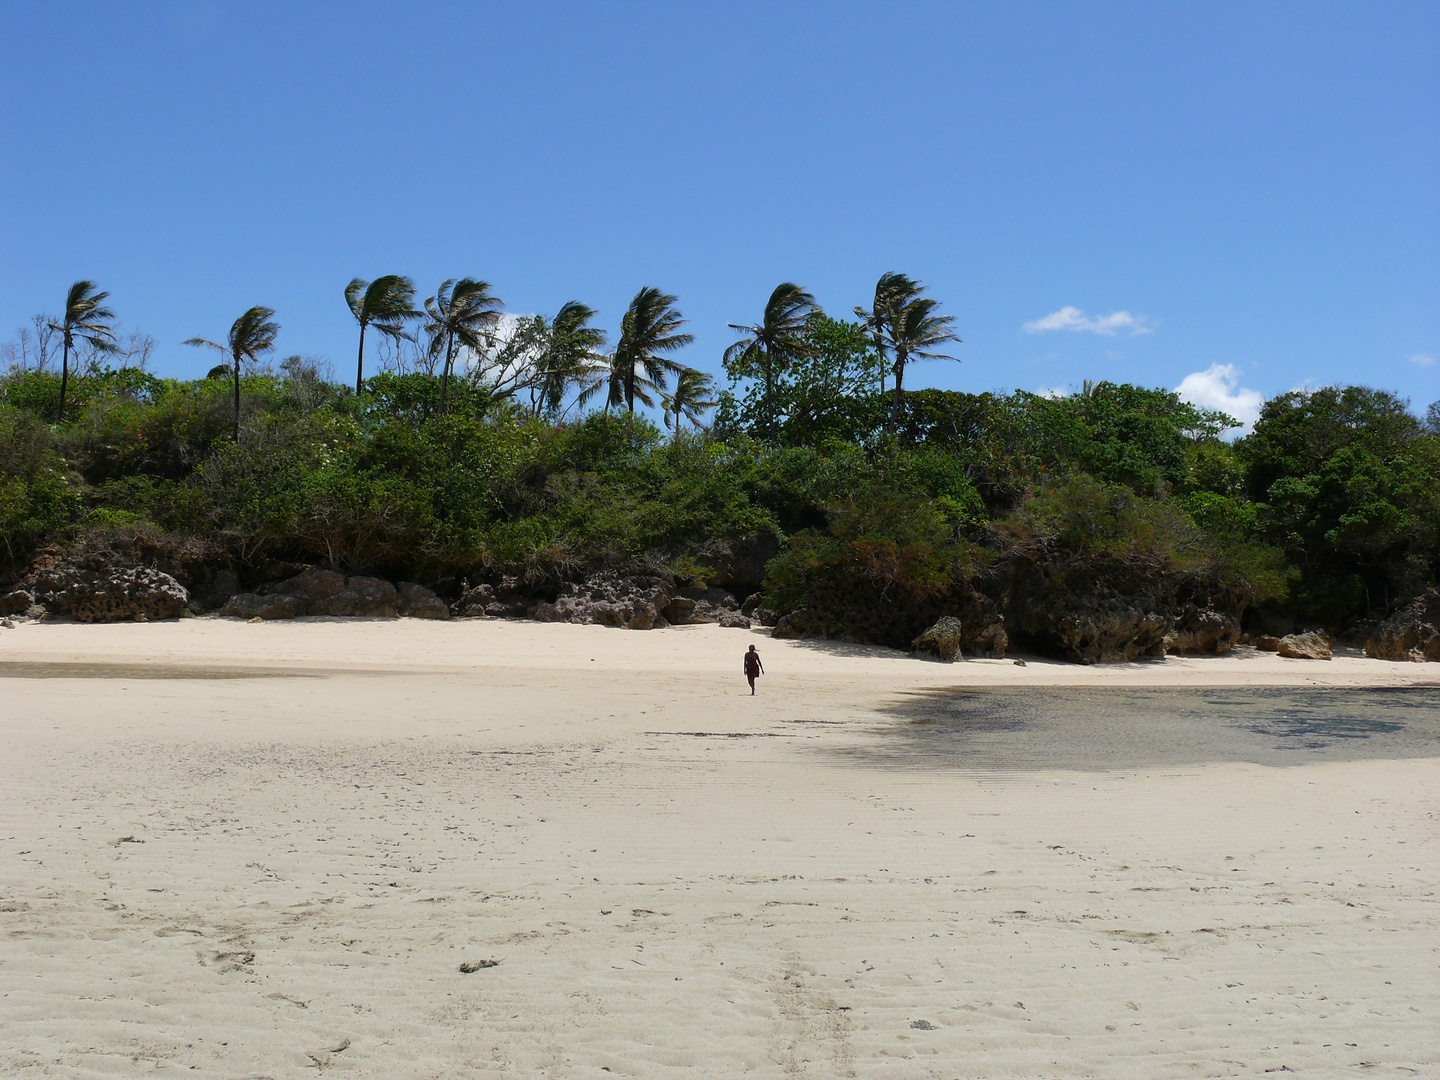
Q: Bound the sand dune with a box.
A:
[2,619,1436,1077]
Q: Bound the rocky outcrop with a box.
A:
[309,576,398,618]
[220,592,304,620]
[912,615,1007,661]
[663,586,743,625]
[30,562,189,623]
[451,566,753,629]
[1364,590,1440,662]
[397,582,449,619]
[769,574,1005,655]
[1277,631,1332,660]
[0,589,34,616]
[1165,605,1242,656]
[221,569,398,619]
[453,575,549,619]
[1041,599,1171,664]
[1000,548,1249,665]
[1254,635,1281,652]
[533,568,675,630]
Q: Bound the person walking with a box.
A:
[743,644,764,695]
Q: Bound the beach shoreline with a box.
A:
[2,616,1436,687]
[3,618,1436,1077]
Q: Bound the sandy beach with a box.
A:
[2,618,1437,1078]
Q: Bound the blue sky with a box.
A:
[2,1,1436,427]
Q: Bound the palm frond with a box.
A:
[228,306,281,361]
[613,287,691,411]
[345,278,369,320]
[58,280,118,345]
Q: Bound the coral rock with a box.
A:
[1277,631,1332,660]
[1364,590,1440,662]
[912,615,1008,661]
[397,582,449,619]
[1165,606,1241,655]
[0,589,35,616]
[32,565,188,623]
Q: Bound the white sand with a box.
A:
[2,618,1437,1078]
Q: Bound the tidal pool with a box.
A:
[865,685,1440,770]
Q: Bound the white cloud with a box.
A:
[1022,306,1156,336]
[1174,364,1264,436]
[1410,353,1436,367]
[1036,385,1070,399]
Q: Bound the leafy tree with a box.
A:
[1239,386,1421,500]
[1239,387,1438,618]
[661,367,717,435]
[184,306,280,441]
[716,317,884,447]
[723,283,820,439]
[49,281,117,422]
[423,279,503,415]
[1425,399,1440,436]
[612,287,692,413]
[345,275,419,395]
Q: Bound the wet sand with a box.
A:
[2,619,1437,1078]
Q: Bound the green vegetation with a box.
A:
[3,276,1436,636]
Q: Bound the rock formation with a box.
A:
[220,569,403,619]
[1165,605,1242,655]
[397,582,449,619]
[1000,548,1245,664]
[911,615,1007,661]
[1277,631,1333,660]
[30,560,189,623]
[1363,590,1440,662]
[533,568,675,630]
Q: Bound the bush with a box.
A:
[0,409,80,563]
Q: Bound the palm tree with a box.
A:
[346,275,419,395]
[49,281,117,422]
[882,284,960,429]
[184,306,280,440]
[577,349,655,414]
[853,272,923,397]
[534,301,607,417]
[423,278,503,414]
[724,282,819,439]
[613,287,693,413]
[662,366,717,435]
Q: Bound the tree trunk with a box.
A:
[889,354,906,431]
[763,352,774,440]
[873,329,886,396]
[232,353,242,441]
[438,329,455,415]
[355,321,367,396]
[56,335,70,423]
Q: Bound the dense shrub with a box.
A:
[0,360,1432,632]
[0,409,80,563]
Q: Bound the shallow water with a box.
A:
[866,685,1440,770]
